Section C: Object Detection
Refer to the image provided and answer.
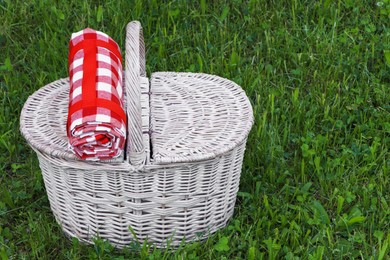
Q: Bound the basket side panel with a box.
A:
[35,140,247,248]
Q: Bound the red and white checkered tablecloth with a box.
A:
[67,29,126,160]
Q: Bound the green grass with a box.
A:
[1,0,389,258]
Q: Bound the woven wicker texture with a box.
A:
[36,141,246,247]
[150,72,253,164]
[19,21,254,248]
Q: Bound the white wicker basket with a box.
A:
[20,21,253,248]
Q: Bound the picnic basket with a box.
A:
[20,21,253,248]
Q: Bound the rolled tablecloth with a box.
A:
[67,29,126,160]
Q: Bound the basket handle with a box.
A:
[125,21,146,165]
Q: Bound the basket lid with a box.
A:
[149,72,254,164]
[19,77,150,166]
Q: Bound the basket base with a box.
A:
[59,211,234,249]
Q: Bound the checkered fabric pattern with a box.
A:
[67,28,126,160]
